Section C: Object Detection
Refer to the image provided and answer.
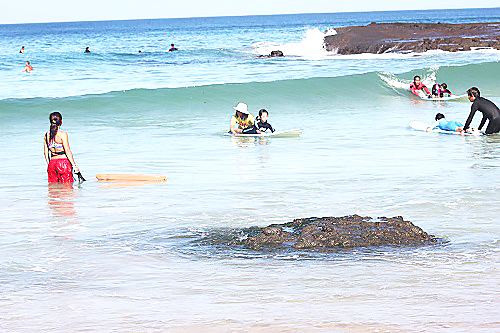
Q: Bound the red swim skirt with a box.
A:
[47,159,73,183]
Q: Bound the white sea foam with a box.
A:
[251,27,335,59]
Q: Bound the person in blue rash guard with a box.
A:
[427,113,464,132]
[460,87,500,135]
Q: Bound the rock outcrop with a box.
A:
[244,215,439,250]
[324,22,500,54]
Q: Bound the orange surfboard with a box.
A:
[96,174,167,182]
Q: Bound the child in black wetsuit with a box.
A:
[255,109,275,133]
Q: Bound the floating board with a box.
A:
[224,129,302,138]
[408,121,480,136]
[96,174,167,182]
[414,91,466,101]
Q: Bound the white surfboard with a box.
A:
[414,91,466,101]
[96,174,167,182]
[224,129,302,138]
[408,121,480,136]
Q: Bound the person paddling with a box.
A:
[43,112,83,183]
[410,75,431,98]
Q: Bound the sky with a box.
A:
[1,0,499,24]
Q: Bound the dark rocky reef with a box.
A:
[258,50,284,58]
[324,22,500,54]
[244,215,439,250]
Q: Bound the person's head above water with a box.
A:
[233,102,249,117]
[413,75,421,83]
[441,83,447,89]
[435,113,445,121]
[171,44,175,47]
[258,109,269,122]
[467,87,480,100]
[49,111,63,141]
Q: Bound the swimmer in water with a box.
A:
[410,75,431,98]
[23,61,33,72]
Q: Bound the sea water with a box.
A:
[0,8,499,332]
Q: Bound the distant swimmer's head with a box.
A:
[171,44,174,47]
[233,102,249,117]
[467,87,480,100]
[435,113,445,121]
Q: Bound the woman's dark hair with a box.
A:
[435,113,445,121]
[467,87,480,98]
[441,83,447,89]
[413,75,421,81]
[49,112,62,142]
[258,109,268,117]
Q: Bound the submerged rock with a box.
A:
[258,50,284,58]
[244,215,439,250]
[324,22,500,54]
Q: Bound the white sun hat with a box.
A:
[233,102,249,114]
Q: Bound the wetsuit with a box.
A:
[410,82,431,96]
[463,97,500,134]
[255,121,275,133]
[432,84,452,98]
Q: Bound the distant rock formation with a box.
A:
[324,22,500,54]
[244,215,439,250]
[258,50,284,58]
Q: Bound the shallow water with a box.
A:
[1,8,500,332]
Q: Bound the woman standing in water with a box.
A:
[43,112,79,183]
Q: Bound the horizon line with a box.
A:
[1,6,499,26]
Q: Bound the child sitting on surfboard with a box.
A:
[427,113,469,133]
[255,109,275,133]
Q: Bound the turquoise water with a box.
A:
[1,9,499,332]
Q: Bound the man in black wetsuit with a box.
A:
[461,87,500,135]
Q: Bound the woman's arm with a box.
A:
[230,116,242,134]
[43,134,50,164]
[61,132,79,173]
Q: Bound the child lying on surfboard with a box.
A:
[426,113,478,134]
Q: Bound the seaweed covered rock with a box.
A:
[244,215,438,250]
[324,22,500,54]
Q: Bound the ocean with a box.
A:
[0,8,499,332]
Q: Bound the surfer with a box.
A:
[460,87,500,135]
[85,46,91,53]
[427,113,465,132]
[255,109,275,133]
[168,43,178,52]
[19,46,25,54]
[431,83,452,98]
[410,76,431,98]
[23,61,33,72]
[43,112,80,183]
[229,102,258,134]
